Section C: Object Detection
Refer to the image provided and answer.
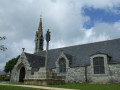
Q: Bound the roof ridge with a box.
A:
[24,52,45,57]
[37,38,120,53]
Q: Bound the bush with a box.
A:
[0,75,10,81]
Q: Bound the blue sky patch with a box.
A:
[82,6,120,29]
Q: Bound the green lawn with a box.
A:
[0,81,120,90]
[0,85,44,90]
[48,83,120,90]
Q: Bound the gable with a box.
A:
[13,52,31,71]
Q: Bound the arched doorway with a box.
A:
[19,67,25,82]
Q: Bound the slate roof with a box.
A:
[24,53,45,69]
[33,38,120,69]
[64,53,72,66]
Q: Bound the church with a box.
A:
[10,17,120,84]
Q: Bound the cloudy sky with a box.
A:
[0,0,120,70]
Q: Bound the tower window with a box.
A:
[93,57,105,74]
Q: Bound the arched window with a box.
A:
[59,58,66,73]
[93,57,105,74]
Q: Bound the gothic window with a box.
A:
[59,58,66,73]
[40,39,43,45]
[93,57,105,74]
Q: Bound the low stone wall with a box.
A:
[24,79,65,85]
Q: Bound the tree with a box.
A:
[4,55,20,74]
[0,36,7,51]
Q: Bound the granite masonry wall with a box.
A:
[66,67,85,83]
[10,52,32,82]
[59,63,120,84]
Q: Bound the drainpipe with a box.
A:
[85,65,87,82]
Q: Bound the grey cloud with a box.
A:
[0,0,120,70]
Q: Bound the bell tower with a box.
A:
[35,16,44,53]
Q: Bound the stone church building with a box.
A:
[10,18,120,84]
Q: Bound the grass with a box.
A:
[0,81,120,90]
[0,85,45,90]
[48,83,120,90]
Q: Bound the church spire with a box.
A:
[35,15,44,53]
[40,15,42,25]
[38,15,42,37]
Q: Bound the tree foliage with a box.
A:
[4,55,20,73]
[0,36,7,51]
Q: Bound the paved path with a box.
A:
[0,83,77,90]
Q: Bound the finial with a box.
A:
[22,48,25,52]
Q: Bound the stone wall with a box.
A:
[86,64,120,84]
[87,64,110,83]
[54,63,120,84]
[24,79,65,85]
[65,67,85,83]
[108,64,120,83]
[28,67,48,79]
